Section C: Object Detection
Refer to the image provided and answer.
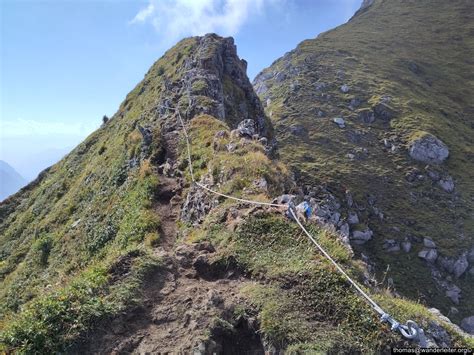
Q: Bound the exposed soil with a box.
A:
[154,176,182,251]
[71,174,265,354]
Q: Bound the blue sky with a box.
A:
[1,0,360,180]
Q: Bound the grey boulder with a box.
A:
[408,133,449,164]
[351,229,373,245]
[418,248,438,263]
[453,253,469,278]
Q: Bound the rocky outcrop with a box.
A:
[408,133,449,164]
[160,34,272,141]
[418,238,438,263]
[181,177,218,224]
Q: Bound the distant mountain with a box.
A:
[0,160,26,201]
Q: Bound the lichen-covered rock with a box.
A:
[179,34,272,138]
[408,132,449,164]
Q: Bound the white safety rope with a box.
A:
[158,103,425,345]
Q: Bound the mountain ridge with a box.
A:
[1,2,474,353]
[254,0,474,326]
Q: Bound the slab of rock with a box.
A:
[461,316,474,334]
[418,248,438,263]
[468,246,474,263]
[373,102,395,121]
[339,223,350,238]
[253,178,268,191]
[329,212,341,225]
[453,253,469,278]
[437,256,455,274]
[427,321,452,348]
[408,133,449,164]
[351,229,373,245]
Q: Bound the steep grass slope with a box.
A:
[0,31,472,353]
[254,0,474,324]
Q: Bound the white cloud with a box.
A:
[0,118,98,138]
[130,0,281,43]
[129,2,155,24]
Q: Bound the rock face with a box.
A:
[408,133,449,164]
[179,34,272,138]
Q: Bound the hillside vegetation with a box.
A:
[0,9,473,354]
[254,0,474,325]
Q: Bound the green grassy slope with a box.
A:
[0,37,200,352]
[254,0,474,322]
[0,29,472,353]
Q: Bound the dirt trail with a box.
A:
[71,174,265,354]
[154,176,182,252]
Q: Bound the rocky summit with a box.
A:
[1,1,473,353]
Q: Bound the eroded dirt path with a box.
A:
[72,174,264,354]
[154,175,182,252]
